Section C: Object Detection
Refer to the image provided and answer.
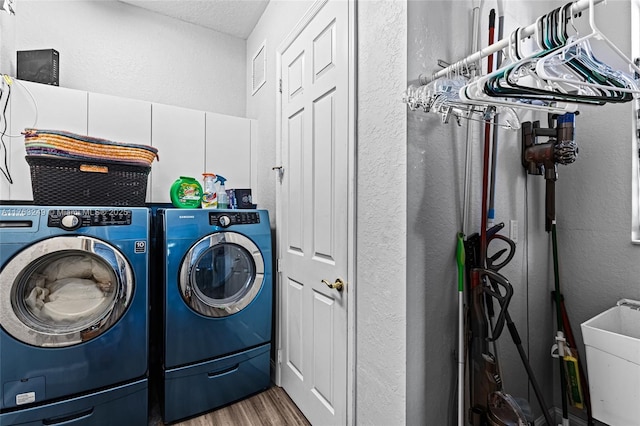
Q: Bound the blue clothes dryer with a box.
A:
[158,209,272,423]
[0,206,149,424]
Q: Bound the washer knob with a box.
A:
[218,215,231,227]
[61,214,80,230]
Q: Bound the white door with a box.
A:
[277,0,352,424]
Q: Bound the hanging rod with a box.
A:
[418,0,606,85]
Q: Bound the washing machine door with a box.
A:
[0,236,134,347]
[179,231,264,317]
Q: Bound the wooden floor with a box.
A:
[149,386,311,426]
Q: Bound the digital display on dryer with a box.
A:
[48,209,132,229]
[209,212,260,226]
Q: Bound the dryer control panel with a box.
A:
[209,211,260,228]
[48,209,132,230]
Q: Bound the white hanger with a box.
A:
[535,0,640,95]
[505,13,608,100]
[458,27,579,114]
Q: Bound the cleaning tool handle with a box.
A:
[456,233,465,292]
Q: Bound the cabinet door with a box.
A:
[151,103,205,203]
[205,113,251,189]
[8,80,88,201]
[88,93,152,202]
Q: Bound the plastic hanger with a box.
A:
[406,75,521,129]
[484,4,631,105]
[460,27,580,114]
[535,0,640,96]
[544,3,634,99]
[407,0,638,119]
[495,11,622,104]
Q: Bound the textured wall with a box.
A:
[245,0,313,221]
[407,3,474,422]
[2,1,246,116]
[357,1,408,424]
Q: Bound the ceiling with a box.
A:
[118,0,270,39]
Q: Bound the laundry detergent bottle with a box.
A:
[170,176,203,208]
[215,175,228,209]
[201,173,218,208]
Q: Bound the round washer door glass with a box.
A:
[0,236,134,347]
[180,232,264,317]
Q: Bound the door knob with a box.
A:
[321,278,344,291]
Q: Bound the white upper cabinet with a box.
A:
[151,103,206,203]
[2,82,253,205]
[7,80,88,201]
[205,112,252,189]
[88,93,151,145]
[88,93,152,202]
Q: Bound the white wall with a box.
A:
[0,1,246,117]
[357,1,408,424]
[0,10,16,71]
[245,0,313,221]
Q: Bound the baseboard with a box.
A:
[270,358,277,383]
[534,407,589,426]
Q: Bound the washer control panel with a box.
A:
[209,211,260,228]
[48,209,132,230]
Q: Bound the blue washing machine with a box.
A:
[158,209,272,423]
[0,206,149,425]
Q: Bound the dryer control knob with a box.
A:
[61,214,81,230]
[218,215,231,227]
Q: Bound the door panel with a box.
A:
[313,90,336,261]
[288,53,305,99]
[312,289,336,409]
[313,21,336,79]
[287,111,305,254]
[286,278,304,378]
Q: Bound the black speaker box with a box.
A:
[17,49,59,86]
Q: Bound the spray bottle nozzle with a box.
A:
[215,174,229,209]
[215,175,227,186]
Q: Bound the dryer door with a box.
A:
[179,231,265,317]
[0,236,134,347]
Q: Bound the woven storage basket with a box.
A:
[26,156,150,206]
